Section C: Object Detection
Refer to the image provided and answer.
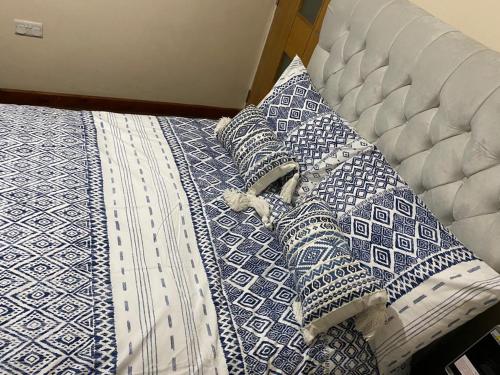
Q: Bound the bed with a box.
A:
[1,0,499,374]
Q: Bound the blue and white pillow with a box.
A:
[279,110,374,202]
[215,105,298,195]
[258,56,331,140]
[274,197,388,344]
[295,137,374,200]
[283,111,359,172]
[307,145,500,373]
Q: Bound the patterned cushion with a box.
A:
[258,56,331,141]
[216,105,298,194]
[295,138,374,201]
[274,197,388,344]
[307,145,500,373]
[283,111,360,172]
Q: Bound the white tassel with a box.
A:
[223,189,272,228]
[223,189,250,211]
[280,172,300,204]
[248,192,272,229]
[292,299,303,325]
[214,117,232,135]
[355,303,388,342]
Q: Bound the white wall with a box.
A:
[411,0,500,52]
[0,1,275,108]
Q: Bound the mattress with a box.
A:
[0,104,377,374]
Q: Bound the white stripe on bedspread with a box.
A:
[92,111,228,375]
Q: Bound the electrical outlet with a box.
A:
[15,19,43,38]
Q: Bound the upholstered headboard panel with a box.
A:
[308,0,500,271]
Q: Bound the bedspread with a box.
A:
[0,105,376,374]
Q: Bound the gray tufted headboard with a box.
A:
[308,0,500,271]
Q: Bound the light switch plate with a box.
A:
[15,19,43,38]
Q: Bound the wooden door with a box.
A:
[247,0,329,105]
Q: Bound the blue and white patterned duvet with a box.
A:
[0,104,377,374]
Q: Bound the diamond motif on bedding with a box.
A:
[16,257,59,280]
[305,100,319,111]
[254,342,278,360]
[226,249,250,265]
[290,108,301,119]
[230,271,255,287]
[238,293,264,309]
[250,230,273,244]
[373,246,392,268]
[10,310,57,337]
[418,223,438,242]
[353,219,370,238]
[272,287,295,304]
[373,206,390,225]
[266,267,289,282]
[0,271,27,294]
[284,112,358,171]
[258,247,282,262]
[246,316,273,334]
[395,233,414,253]
[218,215,239,228]
[48,295,90,321]
[277,119,288,132]
[0,223,35,243]
[294,86,306,96]
[7,342,58,373]
[45,324,84,354]
[396,197,413,217]
[0,248,30,267]
[21,233,65,254]
[221,232,245,248]
[280,95,292,105]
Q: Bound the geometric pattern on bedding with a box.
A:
[311,147,477,302]
[309,145,500,373]
[309,149,406,218]
[0,106,115,374]
[258,56,331,141]
[284,111,358,172]
[158,116,378,375]
[338,187,476,303]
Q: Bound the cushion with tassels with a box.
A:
[274,196,388,344]
[215,105,299,197]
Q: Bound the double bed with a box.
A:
[1,0,500,374]
[1,107,375,374]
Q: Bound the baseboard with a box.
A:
[0,88,241,119]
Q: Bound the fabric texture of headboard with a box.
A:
[308,0,500,271]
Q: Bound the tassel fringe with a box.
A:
[223,189,272,228]
[214,117,232,135]
[292,299,303,325]
[223,189,250,211]
[280,172,300,203]
[354,303,387,342]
